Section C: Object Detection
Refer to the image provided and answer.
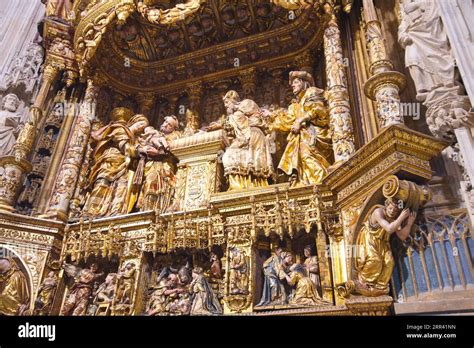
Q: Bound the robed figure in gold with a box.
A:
[283,263,326,306]
[354,198,416,295]
[207,90,274,191]
[83,108,149,217]
[266,71,332,185]
[0,257,30,316]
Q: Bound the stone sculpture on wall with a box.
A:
[399,0,473,139]
[0,94,22,156]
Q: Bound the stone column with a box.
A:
[43,79,100,221]
[322,2,356,163]
[362,0,406,128]
[437,0,474,189]
[438,0,474,107]
[238,67,257,99]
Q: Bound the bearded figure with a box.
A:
[265,71,332,186]
[207,90,274,190]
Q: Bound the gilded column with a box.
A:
[238,67,257,99]
[44,79,101,221]
[362,0,406,128]
[322,1,356,163]
[0,64,60,212]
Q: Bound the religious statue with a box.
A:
[0,257,30,316]
[34,271,58,316]
[87,273,117,315]
[209,252,222,279]
[82,108,149,217]
[61,264,97,316]
[115,262,136,305]
[303,245,321,297]
[164,272,192,315]
[229,247,249,295]
[264,71,332,185]
[282,263,325,306]
[353,198,416,296]
[183,109,199,136]
[136,116,181,213]
[207,90,274,191]
[189,267,222,315]
[146,263,195,316]
[398,0,473,138]
[95,273,117,304]
[257,248,293,307]
[0,94,22,157]
[398,0,454,99]
[42,0,73,21]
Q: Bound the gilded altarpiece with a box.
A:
[0,0,472,318]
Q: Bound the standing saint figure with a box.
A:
[83,108,149,217]
[229,247,249,295]
[303,245,321,297]
[115,262,136,305]
[207,90,274,191]
[136,116,181,213]
[34,271,58,316]
[0,94,22,156]
[0,257,30,316]
[398,0,455,98]
[354,198,416,295]
[264,71,332,186]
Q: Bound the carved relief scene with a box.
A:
[0,0,473,319]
